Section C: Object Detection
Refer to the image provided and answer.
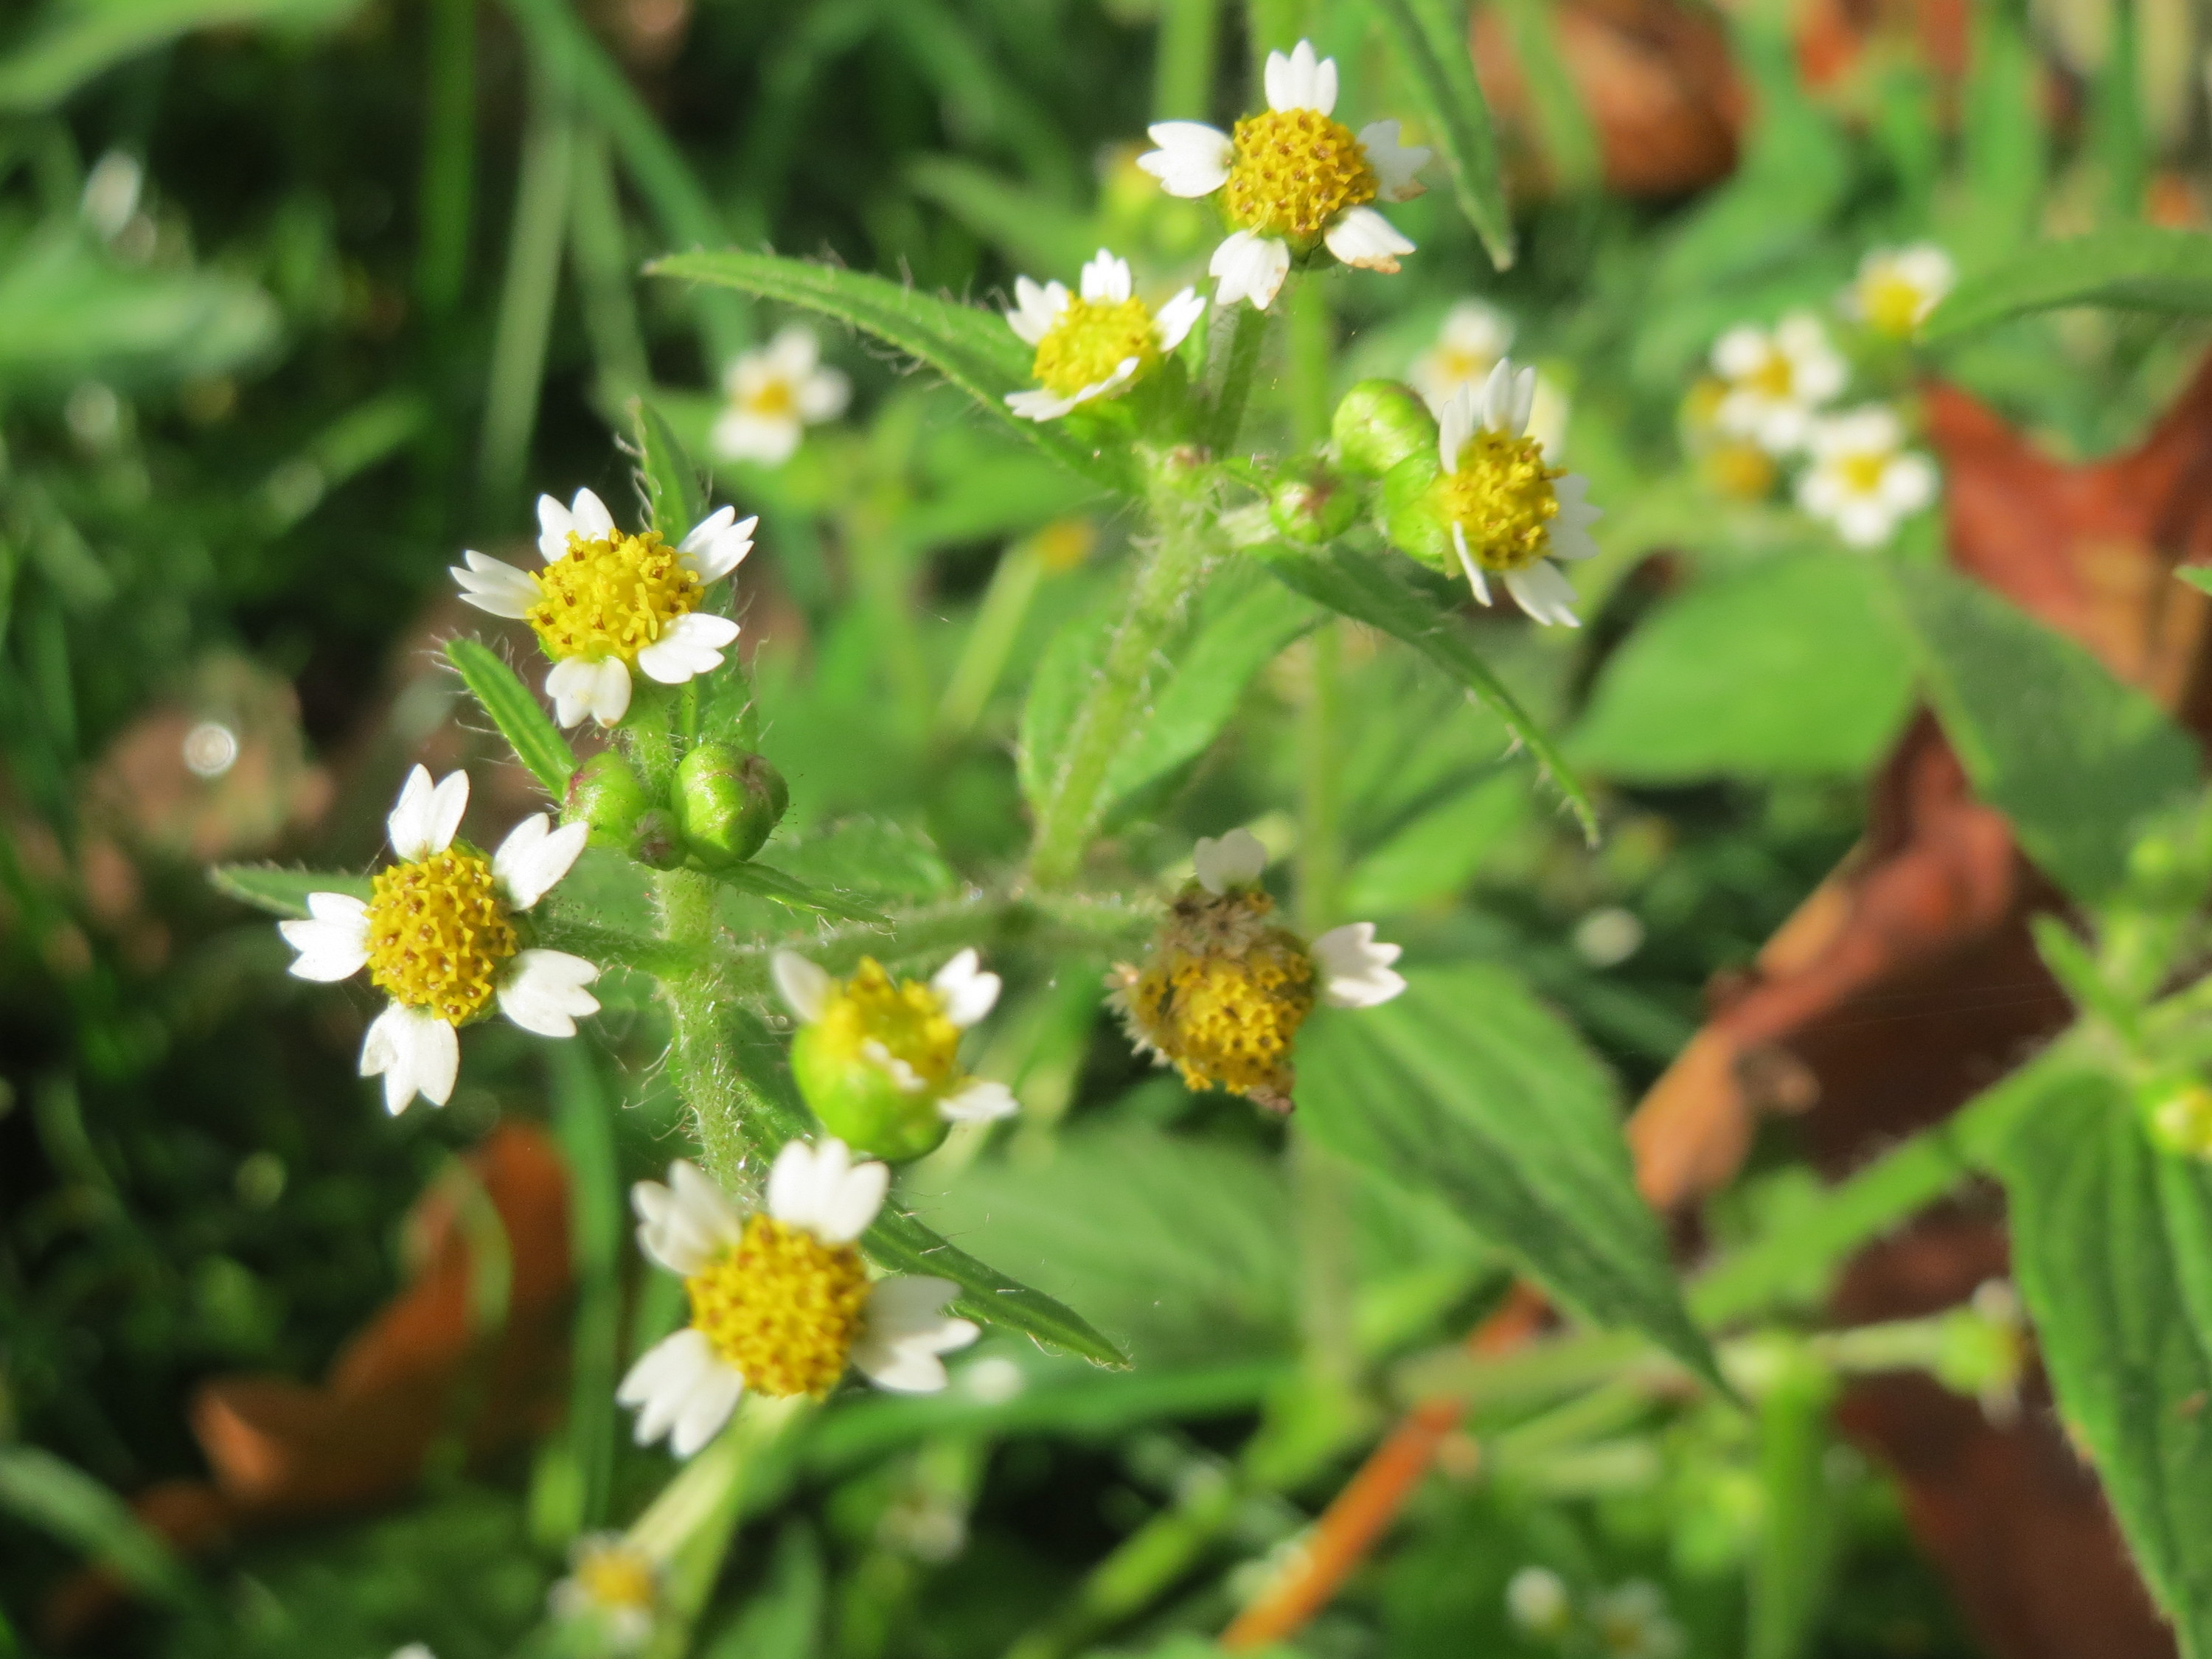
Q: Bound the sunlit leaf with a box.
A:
[1924,228,2212,342]
[445,638,577,799]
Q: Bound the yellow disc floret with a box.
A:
[1223,108,1377,243]
[686,1214,872,1397]
[814,958,961,1093]
[1032,297,1159,400]
[364,848,517,1023]
[526,529,702,664]
[1117,888,1318,1106]
[1860,272,1928,338]
[571,1542,657,1614]
[1436,431,1564,573]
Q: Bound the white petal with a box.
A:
[1836,499,1896,547]
[1437,383,1476,469]
[279,893,370,981]
[536,493,576,562]
[940,1078,1019,1122]
[1006,275,1069,345]
[1079,249,1133,304]
[1452,524,1493,605]
[766,324,819,377]
[1503,560,1582,628]
[862,1039,928,1093]
[1359,120,1430,201]
[1267,39,1334,114]
[493,814,586,910]
[389,765,469,860]
[1711,326,1768,381]
[711,409,802,465]
[450,550,539,619]
[619,1328,740,1454]
[930,948,1001,1027]
[1312,921,1408,1008]
[632,1160,745,1276]
[496,950,600,1037]
[851,1278,978,1394]
[1880,453,1939,513]
[359,1003,459,1114]
[1154,287,1206,352]
[1193,827,1268,894]
[1208,231,1291,310]
[766,1136,840,1232]
[1006,388,1082,422]
[669,1364,747,1458]
[772,950,832,1021]
[1321,206,1413,274]
[570,488,615,540]
[1138,123,1234,197]
[678,507,755,583]
[637,612,740,686]
[545,656,632,728]
[797,368,850,422]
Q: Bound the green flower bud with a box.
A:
[672,742,789,868]
[791,1022,952,1164]
[1332,380,1437,478]
[562,751,650,849]
[2147,1078,2212,1159]
[1267,465,1360,546]
[628,807,684,870]
[1380,451,1452,569]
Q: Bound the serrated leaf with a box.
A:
[0,1445,195,1606]
[1253,541,1597,842]
[647,250,1129,492]
[1371,0,1514,268]
[1924,228,2212,342]
[1569,554,1916,782]
[1888,560,2199,905]
[1994,1071,2212,1653]
[444,638,577,799]
[1296,964,1722,1389]
[709,859,891,925]
[634,397,709,543]
[210,864,370,919]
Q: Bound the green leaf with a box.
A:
[1370,0,1514,268]
[709,859,891,925]
[2181,568,2212,598]
[647,249,1129,491]
[1888,560,2199,904]
[0,0,362,113]
[633,397,709,543]
[1568,554,1916,782]
[1994,1071,2212,1652]
[1018,602,1109,814]
[1253,541,1597,842]
[1296,965,1722,1389]
[209,864,370,919]
[905,156,1095,279]
[1924,228,2212,342]
[444,638,577,799]
[0,1445,195,1606]
[0,230,279,391]
[1341,773,1529,917]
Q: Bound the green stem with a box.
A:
[658,866,751,1183]
[1026,453,1222,888]
[1204,304,1269,456]
[1285,276,1332,449]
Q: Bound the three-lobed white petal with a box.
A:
[1208,230,1292,311]
[631,1158,746,1276]
[389,765,469,861]
[939,1078,1019,1123]
[771,949,832,1021]
[678,506,757,583]
[359,1003,460,1113]
[1137,122,1234,198]
[1194,827,1268,893]
[545,655,633,728]
[450,550,538,619]
[1077,249,1133,304]
[1006,275,1072,346]
[279,891,370,981]
[1503,560,1582,628]
[637,612,741,686]
[618,1326,744,1457]
[497,950,601,1037]
[1264,39,1336,114]
[849,1276,978,1394]
[930,947,1001,1028]
[765,1137,888,1245]
[1154,287,1206,353]
[1313,922,1408,1009]
[492,813,588,911]
[1359,119,1430,201]
[1321,205,1413,274]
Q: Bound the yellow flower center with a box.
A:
[745,375,798,419]
[1702,439,1776,501]
[1223,108,1377,242]
[1123,890,1317,1103]
[1031,296,1159,400]
[1435,431,1563,572]
[686,1214,872,1397]
[1838,451,1891,495]
[815,958,961,1093]
[1427,345,1492,386]
[1861,271,1929,337]
[525,530,702,665]
[364,848,517,1023]
[572,1544,657,1613]
[1747,349,1796,398]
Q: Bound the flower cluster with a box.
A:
[1690,243,1952,548]
[1110,830,1404,1111]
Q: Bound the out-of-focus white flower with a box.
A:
[1711,312,1847,454]
[711,327,849,465]
[549,1534,659,1651]
[1845,243,1955,338]
[1590,1580,1686,1659]
[1796,404,1940,548]
[1506,1565,1572,1638]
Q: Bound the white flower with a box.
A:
[1004,249,1204,421]
[617,1141,978,1455]
[451,489,755,728]
[711,326,850,465]
[1505,1565,1571,1637]
[1138,38,1427,310]
[1795,404,1940,548]
[1411,301,1571,459]
[548,1534,658,1652]
[772,948,1018,1127]
[1312,922,1406,1007]
[1711,312,1846,454]
[1590,1581,1685,1659]
[277,766,597,1113]
[1845,243,1955,338]
[1434,360,1601,627]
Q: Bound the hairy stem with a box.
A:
[1026,451,1221,888]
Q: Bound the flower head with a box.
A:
[775,948,1017,1161]
[1138,39,1428,310]
[451,488,754,728]
[1110,829,1404,1111]
[617,1142,978,1455]
[1845,243,1955,338]
[549,1534,658,1652]
[278,767,598,1113]
[1004,249,1205,422]
[1710,312,1846,454]
[1429,360,1601,627]
[1795,405,1938,548]
[1505,1565,1572,1638]
[712,326,849,465]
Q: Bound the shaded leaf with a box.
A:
[905,155,1094,279]
[1371,0,1514,268]
[1924,228,2212,343]
[633,397,709,543]
[709,859,891,926]
[444,639,577,799]
[0,0,361,113]
[0,231,279,389]
[1298,965,1720,1388]
[209,864,369,919]
[0,1446,195,1606]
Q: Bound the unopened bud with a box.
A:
[791,1025,953,1164]
[562,751,650,849]
[628,807,684,870]
[1267,465,1360,545]
[2148,1079,2212,1159]
[1331,380,1436,478]
[1380,451,1452,569]
[672,742,788,867]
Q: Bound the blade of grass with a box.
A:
[478,62,575,512]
